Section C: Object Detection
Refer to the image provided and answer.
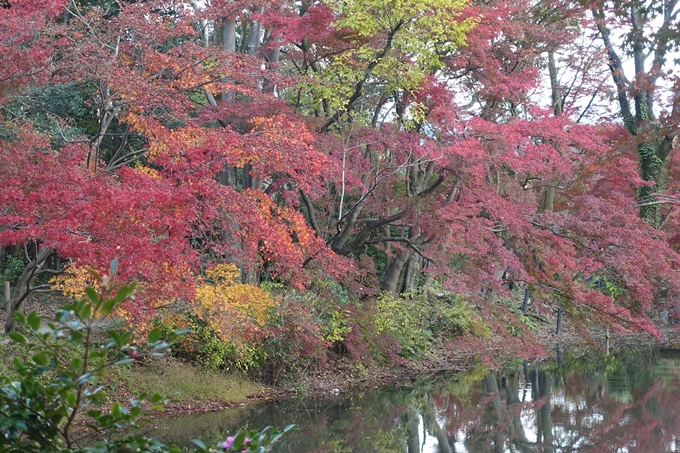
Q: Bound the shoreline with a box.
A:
[155,321,680,418]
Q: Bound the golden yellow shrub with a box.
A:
[193,264,278,342]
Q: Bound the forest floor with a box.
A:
[2,294,679,418]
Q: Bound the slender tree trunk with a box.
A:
[216,167,238,187]
[243,163,259,190]
[5,247,53,333]
[539,50,561,213]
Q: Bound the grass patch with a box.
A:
[0,333,263,408]
[130,361,264,404]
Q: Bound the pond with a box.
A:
[146,346,680,452]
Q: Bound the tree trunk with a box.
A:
[505,373,531,453]
[403,409,421,453]
[222,17,236,53]
[216,166,238,187]
[243,163,259,190]
[536,371,553,451]
[422,394,453,453]
[245,8,263,57]
[592,3,678,227]
[638,141,665,226]
[483,373,506,453]
[401,254,421,294]
[538,50,560,214]
[382,248,412,293]
[5,247,53,333]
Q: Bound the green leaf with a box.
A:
[8,332,26,344]
[85,286,99,305]
[147,328,162,343]
[32,352,47,366]
[190,439,207,449]
[69,330,84,344]
[70,357,83,371]
[13,312,26,324]
[27,311,41,332]
[100,298,117,317]
[150,393,163,404]
[13,357,26,370]
[153,341,169,350]
[87,409,103,419]
[112,284,134,304]
[76,372,94,385]
[81,302,91,320]
[106,329,121,345]
[233,432,247,450]
[114,358,133,365]
[88,349,105,360]
[14,420,27,432]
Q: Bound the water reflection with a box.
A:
[148,348,680,452]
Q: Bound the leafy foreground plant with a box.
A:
[0,265,293,453]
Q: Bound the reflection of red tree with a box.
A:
[422,366,680,452]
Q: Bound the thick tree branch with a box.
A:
[332,211,406,256]
[300,190,322,237]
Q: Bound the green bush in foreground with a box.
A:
[0,265,292,453]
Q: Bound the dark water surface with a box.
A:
[148,347,680,452]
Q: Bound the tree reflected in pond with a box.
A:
[148,348,680,452]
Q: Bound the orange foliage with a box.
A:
[51,263,101,299]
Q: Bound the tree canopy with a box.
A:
[1,0,679,338]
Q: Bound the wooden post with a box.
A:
[556,307,562,336]
[4,282,10,314]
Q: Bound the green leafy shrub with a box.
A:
[374,291,488,358]
[0,255,25,286]
[0,266,292,453]
[153,311,267,372]
[375,293,434,357]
